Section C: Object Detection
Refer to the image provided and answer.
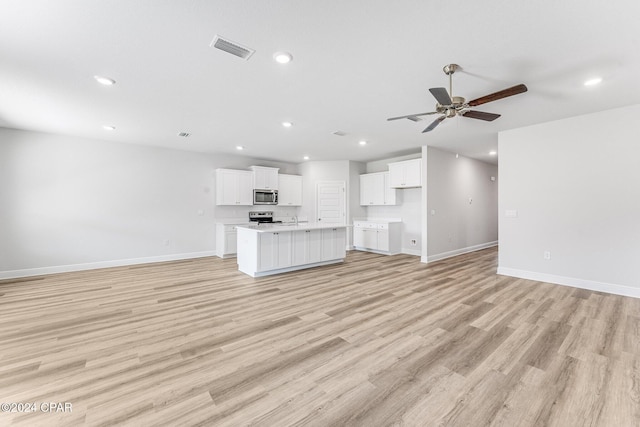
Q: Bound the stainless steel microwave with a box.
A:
[253,189,278,205]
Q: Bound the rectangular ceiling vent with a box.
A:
[210,35,255,60]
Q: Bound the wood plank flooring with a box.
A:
[1,247,639,426]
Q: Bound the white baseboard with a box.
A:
[0,251,218,280]
[401,248,421,256]
[425,241,498,263]
[497,267,640,299]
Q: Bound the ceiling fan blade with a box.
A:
[422,116,446,133]
[429,87,452,105]
[467,84,528,107]
[462,110,501,121]
[387,111,438,121]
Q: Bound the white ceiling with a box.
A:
[1,1,639,165]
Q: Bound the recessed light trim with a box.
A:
[102,125,115,130]
[273,52,293,64]
[282,121,292,128]
[303,156,309,160]
[489,151,497,156]
[236,146,244,150]
[94,75,116,86]
[359,140,367,146]
[584,77,603,86]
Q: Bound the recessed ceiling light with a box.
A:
[303,156,309,160]
[273,52,293,64]
[282,121,292,128]
[359,140,367,146]
[236,146,244,150]
[489,151,497,156]
[94,75,116,86]
[102,125,115,130]
[584,77,602,86]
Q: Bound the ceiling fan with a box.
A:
[387,64,528,133]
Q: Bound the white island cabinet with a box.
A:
[236,224,348,277]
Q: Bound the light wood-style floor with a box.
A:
[1,248,639,426]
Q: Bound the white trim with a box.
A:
[497,267,640,299]
[353,247,400,256]
[426,241,498,263]
[0,251,217,280]
[401,248,421,256]
[239,259,343,277]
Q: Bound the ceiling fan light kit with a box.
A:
[388,63,528,133]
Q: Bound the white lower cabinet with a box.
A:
[258,231,292,271]
[216,223,242,258]
[321,227,347,261]
[293,229,322,265]
[353,221,401,254]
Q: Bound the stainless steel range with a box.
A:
[248,211,281,224]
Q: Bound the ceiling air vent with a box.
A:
[177,132,191,138]
[210,35,255,60]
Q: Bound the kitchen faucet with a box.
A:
[293,215,298,226]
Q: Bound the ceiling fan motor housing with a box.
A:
[452,96,466,106]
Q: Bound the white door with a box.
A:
[316,181,346,224]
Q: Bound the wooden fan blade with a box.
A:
[422,116,446,133]
[467,84,528,107]
[429,87,452,106]
[462,110,501,121]
[387,111,438,121]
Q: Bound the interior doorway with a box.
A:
[316,181,346,224]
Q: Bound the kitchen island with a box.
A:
[236,223,348,277]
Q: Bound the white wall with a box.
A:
[297,160,349,223]
[0,127,297,278]
[498,104,640,297]
[297,160,361,247]
[426,147,498,261]
[365,153,422,255]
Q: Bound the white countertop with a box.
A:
[236,223,350,233]
[352,217,402,224]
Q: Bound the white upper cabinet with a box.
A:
[383,172,397,205]
[388,158,422,188]
[250,166,279,190]
[278,174,303,206]
[215,169,253,205]
[360,172,396,205]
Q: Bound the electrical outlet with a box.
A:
[544,251,551,260]
[410,239,417,246]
